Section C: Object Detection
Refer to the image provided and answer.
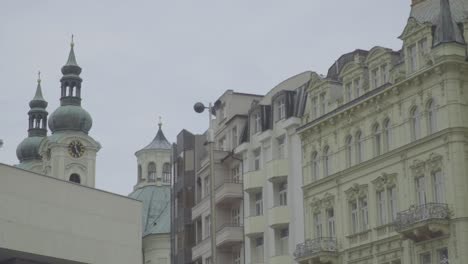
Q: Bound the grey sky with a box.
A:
[0,1,410,195]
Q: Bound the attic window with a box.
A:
[275,96,286,121]
[69,173,81,184]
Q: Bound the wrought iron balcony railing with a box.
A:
[394,203,449,231]
[293,237,337,259]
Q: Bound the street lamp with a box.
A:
[0,139,3,149]
[194,102,217,263]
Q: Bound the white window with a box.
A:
[433,170,445,203]
[253,149,261,171]
[408,44,417,73]
[372,68,379,89]
[350,201,358,234]
[355,131,364,163]
[312,96,318,118]
[346,135,353,168]
[279,182,287,206]
[204,215,211,238]
[427,100,437,134]
[231,165,240,183]
[231,207,240,225]
[388,186,398,221]
[255,192,263,216]
[416,176,427,205]
[359,197,369,231]
[320,93,326,114]
[419,38,428,57]
[374,123,381,156]
[233,251,241,264]
[383,119,391,152]
[278,227,289,255]
[232,126,238,148]
[254,237,264,263]
[277,97,286,120]
[420,252,431,264]
[254,113,261,133]
[323,146,331,177]
[277,136,285,159]
[354,78,361,97]
[381,64,388,84]
[411,107,421,141]
[314,212,322,238]
[327,208,336,237]
[148,162,156,182]
[311,151,319,181]
[377,190,386,225]
[346,83,352,101]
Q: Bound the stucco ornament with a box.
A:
[410,159,425,177]
[426,153,443,172]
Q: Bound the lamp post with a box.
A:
[194,102,216,263]
[0,139,3,149]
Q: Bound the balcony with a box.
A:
[245,215,265,237]
[294,238,338,264]
[192,237,211,261]
[268,206,290,228]
[270,255,291,264]
[394,203,450,242]
[266,159,288,182]
[192,196,209,221]
[215,179,243,206]
[216,223,243,248]
[244,169,265,192]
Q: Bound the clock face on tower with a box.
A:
[68,140,85,158]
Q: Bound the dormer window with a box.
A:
[276,96,286,121]
[372,68,379,89]
[320,93,326,114]
[354,78,361,97]
[381,64,388,84]
[408,44,417,73]
[345,83,352,102]
[218,104,225,120]
[253,112,261,134]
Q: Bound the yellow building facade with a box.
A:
[294,0,468,263]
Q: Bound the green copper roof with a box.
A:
[129,185,171,237]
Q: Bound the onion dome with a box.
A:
[49,36,93,134]
[17,73,48,163]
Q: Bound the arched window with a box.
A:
[69,173,81,184]
[138,165,142,182]
[148,162,156,182]
[163,163,171,183]
[323,146,331,177]
[410,106,421,141]
[355,131,364,163]
[427,99,437,134]
[345,136,353,168]
[383,119,391,152]
[311,151,319,181]
[373,123,381,157]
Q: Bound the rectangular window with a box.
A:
[255,237,264,263]
[277,136,285,159]
[354,78,361,97]
[312,96,318,118]
[388,186,398,221]
[372,68,379,89]
[419,38,428,56]
[204,215,211,238]
[255,192,263,216]
[359,197,369,231]
[233,251,241,264]
[377,190,386,225]
[232,126,238,148]
[327,208,336,237]
[351,201,358,234]
[231,207,240,225]
[381,64,388,84]
[204,176,210,198]
[254,149,261,171]
[231,165,240,183]
[416,176,427,205]
[205,257,212,264]
[277,97,286,120]
[420,252,431,264]
[254,113,261,133]
[279,227,289,255]
[279,182,287,206]
[320,93,326,114]
[408,44,417,73]
[314,212,322,238]
[438,248,449,264]
[346,83,352,101]
[433,170,445,203]
[218,137,226,151]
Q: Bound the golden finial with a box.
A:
[71,34,75,47]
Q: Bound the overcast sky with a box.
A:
[0,1,410,196]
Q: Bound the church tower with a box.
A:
[41,38,101,186]
[128,119,172,263]
[16,73,48,173]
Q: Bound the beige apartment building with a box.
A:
[235,72,309,264]
[192,90,262,264]
[294,0,468,264]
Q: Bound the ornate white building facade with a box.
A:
[294,0,468,264]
